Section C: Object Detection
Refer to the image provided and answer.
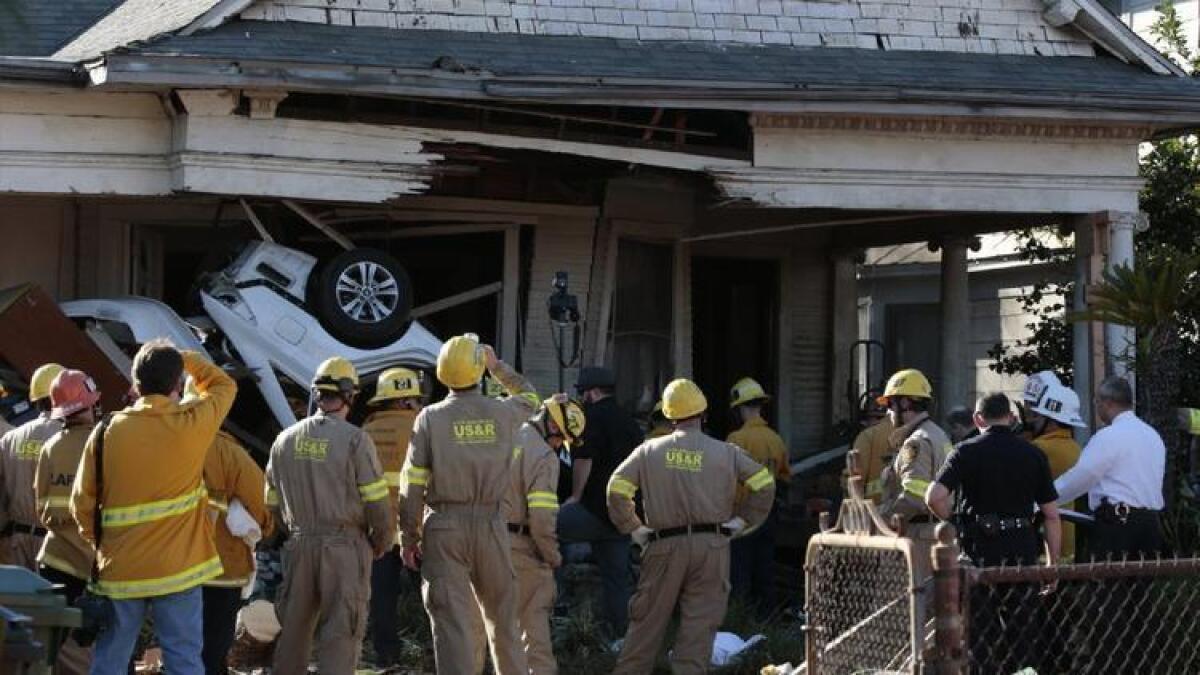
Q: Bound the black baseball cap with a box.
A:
[575,366,616,392]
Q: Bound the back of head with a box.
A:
[946,406,973,429]
[437,334,486,390]
[975,392,1013,426]
[1098,376,1134,410]
[662,378,708,423]
[133,339,183,397]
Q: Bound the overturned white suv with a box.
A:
[63,240,440,451]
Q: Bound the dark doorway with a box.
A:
[692,257,780,440]
[883,302,943,407]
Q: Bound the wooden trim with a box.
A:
[751,112,1156,141]
[410,282,502,319]
[500,224,520,363]
[592,221,622,367]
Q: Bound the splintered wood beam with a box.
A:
[282,199,354,251]
[410,282,503,319]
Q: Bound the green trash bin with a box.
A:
[0,565,82,675]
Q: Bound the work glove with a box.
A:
[722,517,747,537]
[631,525,654,548]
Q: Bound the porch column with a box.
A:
[1106,211,1142,382]
[1071,215,1094,440]
[830,249,859,424]
[939,235,972,411]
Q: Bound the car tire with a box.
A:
[312,248,412,349]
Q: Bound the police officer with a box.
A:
[0,363,64,568]
[1055,376,1166,560]
[726,377,790,615]
[361,366,424,666]
[606,379,775,674]
[399,335,537,675]
[876,368,953,537]
[926,393,1061,674]
[926,392,1062,566]
[267,357,394,674]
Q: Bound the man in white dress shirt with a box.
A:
[1054,376,1166,560]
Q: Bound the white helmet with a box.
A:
[1022,371,1062,406]
[1030,383,1087,428]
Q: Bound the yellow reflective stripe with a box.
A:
[517,392,541,408]
[358,479,389,503]
[208,498,229,513]
[527,491,559,510]
[407,466,430,487]
[265,488,279,507]
[1190,408,1200,436]
[902,478,932,499]
[93,556,223,600]
[101,487,208,529]
[384,471,403,488]
[204,576,250,588]
[608,476,637,499]
[745,467,773,492]
[42,496,71,509]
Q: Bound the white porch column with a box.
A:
[1071,215,1095,440]
[939,235,972,411]
[1106,211,1143,381]
[830,249,859,424]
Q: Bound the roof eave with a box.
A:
[92,53,1200,131]
[0,57,86,87]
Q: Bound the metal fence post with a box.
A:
[929,523,965,675]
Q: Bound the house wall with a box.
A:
[0,199,75,299]
[859,261,1071,410]
[241,0,1094,55]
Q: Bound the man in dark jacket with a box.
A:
[558,366,642,637]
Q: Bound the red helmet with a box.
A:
[50,370,101,419]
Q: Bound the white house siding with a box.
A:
[1123,0,1198,59]
[241,0,1095,55]
[520,215,597,397]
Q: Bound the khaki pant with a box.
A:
[421,510,527,675]
[614,533,730,675]
[470,536,559,674]
[3,533,42,570]
[274,534,372,674]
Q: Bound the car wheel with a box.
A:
[312,248,412,349]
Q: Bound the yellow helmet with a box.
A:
[876,368,933,405]
[662,378,708,421]
[729,377,769,409]
[369,367,422,405]
[313,357,359,395]
[29,363,65,403]
[545,397,587,448]
[437,334,486,389]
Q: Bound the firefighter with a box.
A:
[399,335,537,675]
[1023,379,1085,560]
[187,374,273,675]
[876,369,952,534]
[35,369,101,675]
[848,389,894,502]
[266,357,394,674]
[361,366,424,666]
[726,377,790,615]
[607,379,775,674]
[0,362,64,568]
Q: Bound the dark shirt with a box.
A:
[575,397,644,526]
[937,427,1058,519]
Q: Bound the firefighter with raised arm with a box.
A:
[266,357,394,674]
[606,379,775,673]
[876,368,953,539]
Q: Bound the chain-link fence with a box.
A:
[963,558,1200,674]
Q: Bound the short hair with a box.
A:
[946,406,973,428]
[132,339,183,397]
[1098,376,1134,408]
[975,392,1012,421]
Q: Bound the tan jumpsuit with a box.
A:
[606,429,775,674]
[0,414,62,567]
[878,413,953,535]
[399,362,537,675]
[35,419,96,675]
[266,411,393,674]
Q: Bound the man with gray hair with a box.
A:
[1055,376,1166,560]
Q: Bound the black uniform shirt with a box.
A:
[936,426,1058,518]
[575,397,644,526]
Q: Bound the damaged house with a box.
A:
[1,0,1198,455]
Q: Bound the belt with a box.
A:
[647,523,731,542]
[969,514,1032,537]
[908,516,934,524]
[289,526,361,538]
[430,503,503,519]
[1096,501,1161,524]
[1,522,47,537]
[507,523,529,536]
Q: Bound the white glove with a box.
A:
[631,525,654,548]
[225,499,263,548]
[722,517,747,537]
